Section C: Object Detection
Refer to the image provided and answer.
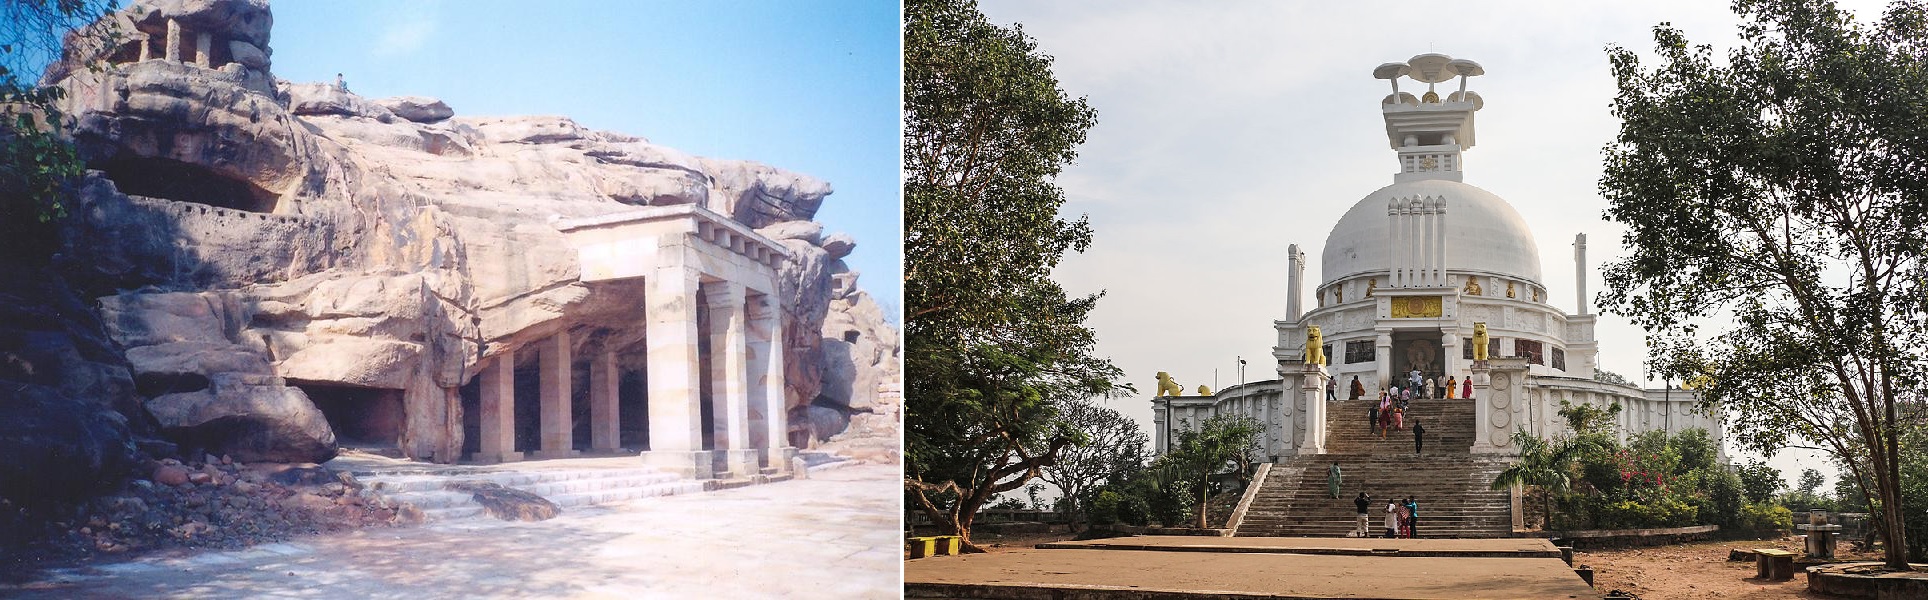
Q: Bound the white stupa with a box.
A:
[1153,54,1720,462]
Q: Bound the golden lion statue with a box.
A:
[1197,384,1212,396]
[1472,322,1490,361]
[1305,326,1327,366]
[1156,371,1183,396]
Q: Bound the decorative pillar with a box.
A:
[1295,363,1328,455]
[535,330,577,459]
[1373,329,1393,390]
[706,282,757,478]
[1151,399,1169,455]
[1285,244,1305,321]
[164,19,181,62]
[589,344,620,452]
[1440,330,1461,380]
[1472,358,1530,454]
[475,351,521,463]
[641,267,713,478]
[1470,360,1495,452]
[194,32,211,67]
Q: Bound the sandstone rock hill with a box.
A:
[1,0,897,504]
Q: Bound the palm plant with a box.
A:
[1491,429,1597,530]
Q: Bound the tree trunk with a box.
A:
[1879,475,1910,570]
[1196,479,1210,529]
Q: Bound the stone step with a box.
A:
[359,464,711,522]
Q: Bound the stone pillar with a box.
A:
[754,296,794,473]
[1574,233,1589,315]
[1295,364,1328,455]
[535,331,578,459]
[589,344,620,452]
[165,19,181,62]
[138,35,150,62]
[1470,361,1494,453]
[706,282,758,478]
[1440,330,1461,380]
[1472,358,1530,454]
[1151,399,1168,455]
[475,351,521,463]
[1373,329,1393,391]
[642,267,713,478]
[194,32,211,67]
[1285,244,1305,321]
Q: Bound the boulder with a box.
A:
[821,232,856,260]
[145,380,336,463]
[373,96,453,123]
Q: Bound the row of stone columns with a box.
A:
[470,267,790,479]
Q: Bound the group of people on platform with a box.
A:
[1352,493,1421,538]
[1344,373,1472,404]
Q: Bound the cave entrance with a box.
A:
[298,383,404,451]
[97,155,279,213]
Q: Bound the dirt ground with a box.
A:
[1578,537,1881,600]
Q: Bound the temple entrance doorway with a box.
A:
[1390,330,1445,390]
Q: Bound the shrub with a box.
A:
[1089,490,1122,525]
[1596,497,1697,529]
[1739,503,1793,533]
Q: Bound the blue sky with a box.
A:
[270,0,901,320]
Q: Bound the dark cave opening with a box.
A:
[97,155,279,213]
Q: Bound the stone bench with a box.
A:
[1754,548,1796,581]
[907,535,962,559]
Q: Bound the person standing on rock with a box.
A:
[1327,462,1343,499]
[1412,420,1426,455]
[1349,376,1364,401]
[1354,493,1371,537]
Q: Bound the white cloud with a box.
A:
[371,4,439,57]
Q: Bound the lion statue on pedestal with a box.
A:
[1305,326,1327,366]
[1156,371,1183,396]
[1472,322,1490,361]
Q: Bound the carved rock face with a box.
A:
[29,2,889,465]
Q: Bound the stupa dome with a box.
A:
[1319,178,1542,287]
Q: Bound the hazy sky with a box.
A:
[977,0,1893,488]
[269,0,902,320]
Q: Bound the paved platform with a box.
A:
[8,464,899,599]
[907,543,1596,599]
[1037,535,1563,558]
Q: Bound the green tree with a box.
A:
[1,0,121,260]
[1159,414,1261,529]
[903,0,1122,551]
[1039,399,1149,531]
[1736,460,1784,505]
[1600,0,1928,569]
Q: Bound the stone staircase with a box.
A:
[1235,395,1516,538]
[346,463,710,521]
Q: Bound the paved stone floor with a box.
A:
[6,464,900,599]
[907,541,1599,599]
